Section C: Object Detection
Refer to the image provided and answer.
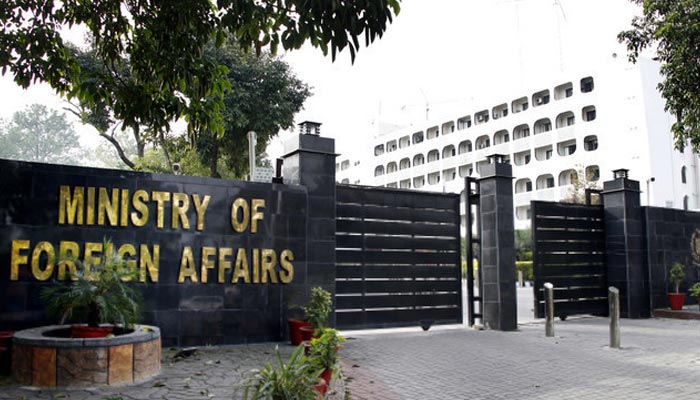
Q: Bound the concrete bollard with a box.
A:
[544,282,554,337]
[518,270,524,287]
[609,286,620,348]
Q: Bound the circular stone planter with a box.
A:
[11,325,160,388]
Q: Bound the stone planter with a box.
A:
[12,325,160,388]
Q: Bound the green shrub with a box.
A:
[669,262,686,293]
[515,261,533,281]
[302,287,332,333]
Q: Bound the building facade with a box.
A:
[336,58,700,229]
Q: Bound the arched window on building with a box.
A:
[681,166,687,184]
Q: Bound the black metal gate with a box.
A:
[335,185,462,329]
[532,201,607,319]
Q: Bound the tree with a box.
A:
[192,42,311,178]
[618,1,700,151]
[0,104,81,165]
[1,0,401,151]
[68,40,311,178]
[561,165,601,205]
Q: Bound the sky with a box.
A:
[268,0,642,160]
[0,0,642,160]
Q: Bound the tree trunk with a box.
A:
[209,140,220,178]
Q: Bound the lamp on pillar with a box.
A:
[613,168,629,180]
[487,153,508,164]
[298,121,322,136]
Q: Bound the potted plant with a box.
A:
[689,282,700,310]
[241,345,320,400]
[40,239,141,338]
[668,262,686,310]
[307,328,346,390]
[299,287,332,342]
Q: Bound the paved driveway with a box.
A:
[341,317,700,399]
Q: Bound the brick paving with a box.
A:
[0,317,698,399]
[341,317,700,399]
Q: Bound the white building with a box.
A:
[336,57,700,229]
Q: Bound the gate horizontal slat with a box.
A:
[336,250,458,265]
[336,293,460,309]
[336,279,460,294]
[535,299,608,317]
[537,253,605,265]
[337,186,458,209]
[337,203,457,223]
[337,235,459,251]
[528,264,605,277]
[535,230,605,241]
[337,219,456,237]
[535,274,606,288]
[534,241,605,252]
[337,265,459,279]
[336,307,461,329]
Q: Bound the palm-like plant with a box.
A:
[242,345,320,400]
[41,239,141,328]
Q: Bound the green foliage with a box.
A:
[1,0,401,161]
[461,260,478,279]
[619,1,700,152]
[242,345,319,400]
[516,261,534,281]
[308,328,346,372]
[302,287,332,332]
[0,104,81,165]
[192,41,311,178]
[40,239,141,328]
[689,282,700,299]
[669,262,686,293]
[514,229,532,261]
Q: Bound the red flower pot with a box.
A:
[288,319,311,346]
[320,368,333,385]
[300,326,316,342]
[668,293,686,310]
[0,331,14,348]
[313,382,328,396]
[71,325,113,338]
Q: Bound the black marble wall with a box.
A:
[478,161,517,331]
[643,206,700,310]
[602,177,649,318]
[0,158,320,346]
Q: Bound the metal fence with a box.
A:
[532,201,608,319]
[335,185,462,329]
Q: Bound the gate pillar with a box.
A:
[601,169,650,318]
[478,154,517,331]
[282,128,338,323]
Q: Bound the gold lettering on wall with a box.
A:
[178,246,198,283]
[200,246,216,283]
[58,186,84,225]
[97,187,119,226]
[171,193,190,230]
[10,240,30,280]
[251,199,265,233]
[279,250,294,283]
[230,198,249,233]
[218,247,232,283]
[151,191,171,229]
[31,241,55,281]
[192,194,210,231]
[261,249,277,283]
[139,244,160,283]
[130,190,149,227]
[57,241,79,281]
[232,248,250,283]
